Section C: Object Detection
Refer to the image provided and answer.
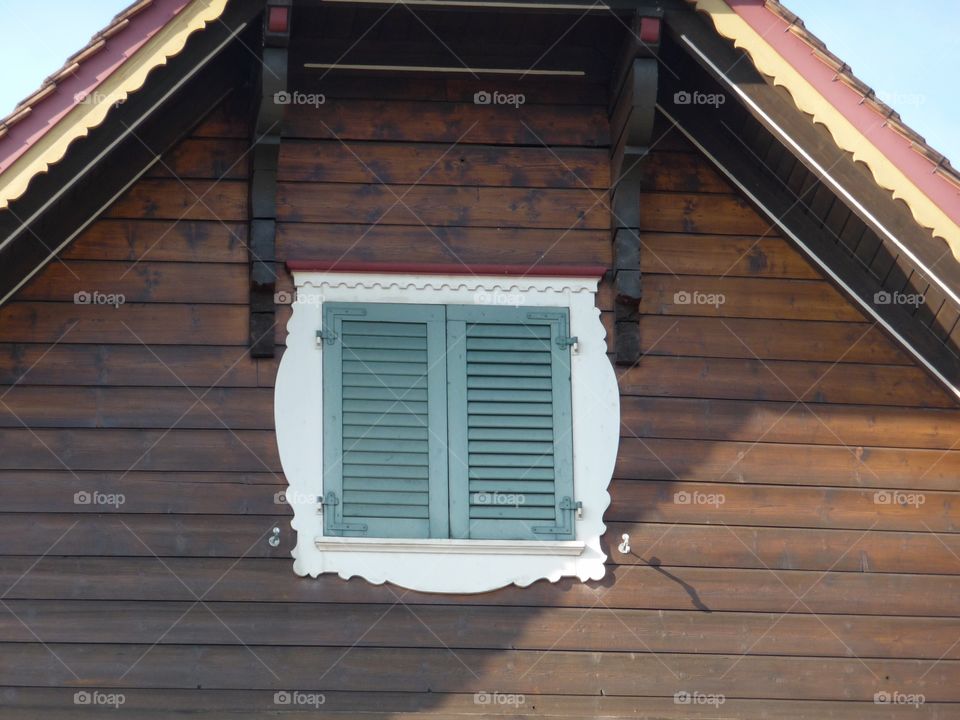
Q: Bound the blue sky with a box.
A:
[787,0,960,163]
[0,0,957,163]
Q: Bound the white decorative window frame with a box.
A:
[274,270,620,593]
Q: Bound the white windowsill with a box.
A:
[315,537,586,556]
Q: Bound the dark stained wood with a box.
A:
[607,521,960,575]
[146,138,252,180]
[278,141,609,188]
[0,690,948,720]
[607,480,960,532]
[0,344,263,387]
[295,73,609,105]
[637,316,911,365]
[640,274,864,321]
[0,302,250,345]
[277,224,612,267]
[617,356,953,408]
[1,599,958,659]
[0,514,289,556]
[640,233,820,279]
[0,386,274,429]
[3,511,960,577]
[620,396,960,450]
[105,179,248,222]
[283,100,610,146]
[191,102,249,139]
[615,437,960,491]
[3,557,960,616]
[638,151,734,194]
[0,476,282,514]
[65,219,248,263]
[640,192,773,235]
[0,429,280,471]
[276,183,609,229]
[6,642,960,698]
[17,261,248,304]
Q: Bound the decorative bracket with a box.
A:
[608,11,661,365]
[248,1,291,357]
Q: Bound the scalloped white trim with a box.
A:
[687,0,960,263]
[297,274,597,295]
[0,0,231,209]
[274,271,620,593]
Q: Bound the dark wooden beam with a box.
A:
[608,10,661,365]
[247,0,291,358]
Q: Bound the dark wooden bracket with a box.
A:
[248,0,291,357]
[608,12,660,364]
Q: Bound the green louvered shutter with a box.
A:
[446,305,575,540]
[322,302,449,538]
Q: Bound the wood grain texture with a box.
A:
[4,643,958,698]
[620,396,960,450]
[277,224,612,267]
[640,233,820,279]
[0,691,949,719]
[0,599,957,658]
[637,316,910,364]
[1,557,958,615]
[278,141,609,188]
[277,182,609,229]
[615,437,960,490]
[66,220,248,263]
[617,356,952,408]
[283,100,609,146]
[3,78,959,719]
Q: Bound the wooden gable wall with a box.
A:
[0,72,958,718]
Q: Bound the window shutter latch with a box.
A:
[556,335,579,352]
[316,328,337,346]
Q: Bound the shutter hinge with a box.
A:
[320,491,367,534]
[316,328,337,346]
[556,335,579,351]
[533,496,581,537]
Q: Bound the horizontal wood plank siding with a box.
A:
[1,72,957,720]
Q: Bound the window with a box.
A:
[321,302,576,541]
[275,269,619,593]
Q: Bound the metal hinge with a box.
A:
[316,329,336,346]
[533,496,581,537]
[556,335,579,351]
[320,491,367,533]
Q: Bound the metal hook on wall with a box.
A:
[617,533,631,554]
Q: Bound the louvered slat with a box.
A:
[322,303,449,538]
[446,305,575,540]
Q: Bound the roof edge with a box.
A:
[0,0,230,210]
[687,0,960,263]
